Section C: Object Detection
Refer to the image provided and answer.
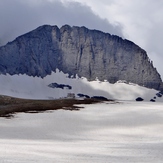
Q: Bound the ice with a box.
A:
[0,101,163,162]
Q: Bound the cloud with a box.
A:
[0,0,122,45]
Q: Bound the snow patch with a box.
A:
[0,69,161,101]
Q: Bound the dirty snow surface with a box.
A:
[0,101,163,163]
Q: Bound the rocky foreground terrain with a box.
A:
[0,95,104,117]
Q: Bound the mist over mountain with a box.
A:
[0,25,162,90]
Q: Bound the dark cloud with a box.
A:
[0,0,123,45]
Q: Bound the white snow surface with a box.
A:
[0,101,163,162]
[0,69,162,101]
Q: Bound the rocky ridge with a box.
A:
[0,25,162,90]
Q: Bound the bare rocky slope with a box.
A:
[0,25,162,90]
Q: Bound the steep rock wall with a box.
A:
[0,25,162,90]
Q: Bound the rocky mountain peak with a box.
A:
[0,25,162,90]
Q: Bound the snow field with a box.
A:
[0,69,161,101]
[0,101,163,162]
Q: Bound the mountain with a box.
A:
[0,25,162,91]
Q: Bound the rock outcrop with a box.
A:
[0,25,162,90]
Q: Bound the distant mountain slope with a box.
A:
[0,25,162,90]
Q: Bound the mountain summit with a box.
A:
[0,25,162,90]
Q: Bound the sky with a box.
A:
[0,0,163,78]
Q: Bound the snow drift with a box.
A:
[0,69,162,102]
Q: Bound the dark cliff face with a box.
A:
[0,25,162,90]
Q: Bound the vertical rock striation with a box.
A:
[0,25,162,90]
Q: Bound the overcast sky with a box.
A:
[0,0,163,78]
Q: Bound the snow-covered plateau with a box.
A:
[0,101,163,162]
[0,69,162,102]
